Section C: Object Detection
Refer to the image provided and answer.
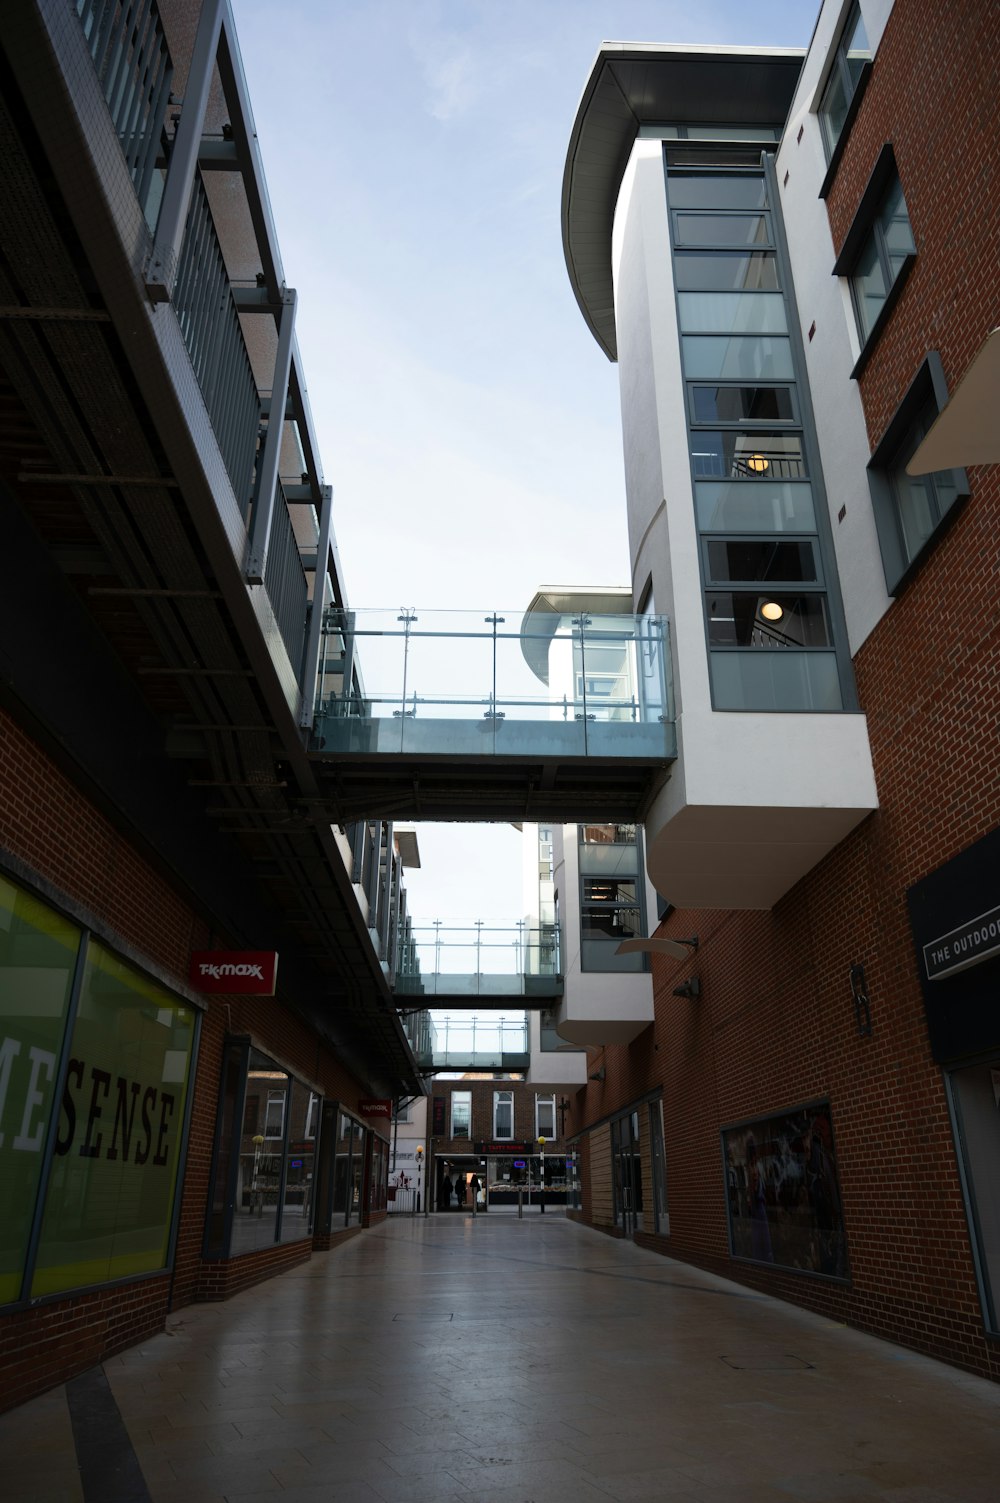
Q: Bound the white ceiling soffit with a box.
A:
[907,329,1000,474]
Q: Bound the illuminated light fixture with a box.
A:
[745,453,770,473]
[760,600,784,622]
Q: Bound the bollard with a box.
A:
[518,1187,523,1219]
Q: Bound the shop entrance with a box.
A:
[437,1158,484,1212]
[612,1111,644,1236]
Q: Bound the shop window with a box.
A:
[649,1102,669,1235]
[451,1090,472,1138]
[204,1043,322,1257]
[722,1102,848,1278]
[833,147,916,367]
[949,1064,1000,1333]
[493,1090,513,1140]
[866,352,969,594]
[0,877,81,1305]
[31,940,196,1296]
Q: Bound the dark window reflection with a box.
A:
[706,541,817,584]
[691,386,794,424]
[707,593,831,648]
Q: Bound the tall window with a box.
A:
[535,1095,556,1140]
[833,147,916,365]
[451,1091,472,1138]
[849,172,915,345]
[867,353,968,593]
[668,158,846,711]
[579,824,645,972]
[493,1090,514,1140]
[817,3,872,162]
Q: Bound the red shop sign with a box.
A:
[189,950,279,995]
[359,1098,392,1119]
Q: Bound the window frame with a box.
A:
[816,1,874,195]
[451,1090,472,1139]
[866,351,969,594]
[493,1089,514,1141]
[535,1094,557,1141]
[832,146,916,376]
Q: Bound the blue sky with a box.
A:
[231,0,815,924]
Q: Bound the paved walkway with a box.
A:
[3,1214,1000,1503]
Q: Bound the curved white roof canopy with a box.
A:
[520,585,632,684]
[561,43,804,361]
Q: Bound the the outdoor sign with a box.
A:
[432,1096,446,1135]
[513,1160,526,1168]
[476,1141,531,1155]
[907,826,1000,1063]
[922,904,1000,981]
[189,950,278,995]
[358,1098,391,1119]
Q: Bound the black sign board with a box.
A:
[432,1096,446,1135]
[906,825,1000,1063]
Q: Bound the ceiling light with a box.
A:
[745,453,770,473]
[760,600,784,622]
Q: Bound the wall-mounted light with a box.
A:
[672,976,701,999]
[588,1067,605,1083]
[745,453,770,474]
[760,601,784,622]
[616,934,698,960]
[850,962,872,1037]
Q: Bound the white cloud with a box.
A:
[422,43,477,121]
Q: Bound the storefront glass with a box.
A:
[722,1101,848,1278]
[950,1063,1000,1332]
[205,1044,322,1257]
[31,941,196,1296]
[279,1078,316,1244]
[0,877,81,1304]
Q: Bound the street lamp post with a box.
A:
[537,1135,546,1214]
[414,1142,423,1218]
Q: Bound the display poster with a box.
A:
[722,1101,848,1279]
[0,877,80,1305]
[31,941,196,1296]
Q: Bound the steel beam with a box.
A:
[146,0,224,300]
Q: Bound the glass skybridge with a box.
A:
[308,606,675,822]
[400,1012,531,1074]
[394,922,561,1005]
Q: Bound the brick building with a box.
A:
[0,0,423,1410]
[559,0,1000,1380]
[429,1078,574,1211]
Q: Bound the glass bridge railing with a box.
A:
[394,923,562,999]
[401,1013,530,1072]
[312,608,673,759]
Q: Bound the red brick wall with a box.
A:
[430,1080,568,1157]
[0,709,388,1408]
[570,0,1000,1382]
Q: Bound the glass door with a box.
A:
[612,1112,645,1237]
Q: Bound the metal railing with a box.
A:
[263,478,308,672]
[313,609,672,758]
[173,171,260,512]
[394,922,561,998]
[403,1013,529,1071]
[76,0,173,221]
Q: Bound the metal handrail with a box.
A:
[76,0,174,221]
